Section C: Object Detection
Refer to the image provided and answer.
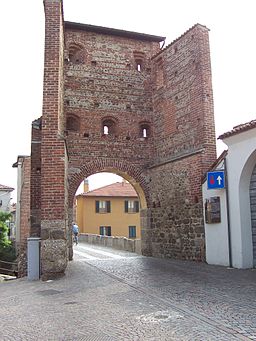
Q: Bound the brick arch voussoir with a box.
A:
[68,159,150,209]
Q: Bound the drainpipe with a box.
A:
[224,157,232,267]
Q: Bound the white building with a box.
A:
[202,120,256,269]
[0,184,14,213]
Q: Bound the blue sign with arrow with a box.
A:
[207,171,225,189]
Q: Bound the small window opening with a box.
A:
[103,125,109,135]
[133,51,145,72]
[140,123,150,138]
[102,118,117,136]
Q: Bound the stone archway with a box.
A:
[238,149,256,268]
[249,162,256,267]
[35,1,216,280]
[67,159,152,261]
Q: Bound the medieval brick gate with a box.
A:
[30,0,216,280]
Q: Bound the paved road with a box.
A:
[0,242,255,340]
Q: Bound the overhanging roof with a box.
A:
[218,119,256,140]
[65,21,165,42]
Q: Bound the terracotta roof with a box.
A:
[77,182,138,198]
[65,21,165,42]
[218,119,256,140]
[0,184,14,191]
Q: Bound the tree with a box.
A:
[0,211,16,261]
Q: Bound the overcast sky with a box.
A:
[1,0,255,200]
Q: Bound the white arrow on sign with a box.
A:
[217,175,222,185]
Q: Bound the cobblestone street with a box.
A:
[0,243,255,340]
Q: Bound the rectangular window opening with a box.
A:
[100,226,111,236]
[125,200,139,213]
[96,200,111,213]
[129,226,136,238]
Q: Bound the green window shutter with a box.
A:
[96,201,99,213]
[135,201,139,212]
[107,201,111,213]
[99,226,104,235]
[124,200,128,213]
[129,226,136,238]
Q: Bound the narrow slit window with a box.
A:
[103,125,109,135]
[140,123,150,138]
[137,63,141,72]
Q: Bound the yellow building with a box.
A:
[76,180,140,238]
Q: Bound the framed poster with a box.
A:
[205,196,221,224]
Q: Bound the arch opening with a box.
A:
[249,162,256,266]
[68,167,150,260]
[139,122,151,138]
[102,117,117,136]
[67,43,85,64]
[239,149,256,267]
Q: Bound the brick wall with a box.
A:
[64,26,160,198]
[147,24,216,260]
[32,0,216,278]
[40,0,68,280]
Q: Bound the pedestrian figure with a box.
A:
[72,222,79,245]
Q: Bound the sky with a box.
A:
[0,0,255,201]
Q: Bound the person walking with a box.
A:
[72,222,79,245]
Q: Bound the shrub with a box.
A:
[0,212,16,262]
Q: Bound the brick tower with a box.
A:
[32,0,216,279]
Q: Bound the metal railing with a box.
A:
[0,260,18,277]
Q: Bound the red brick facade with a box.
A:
[29,0,216,279]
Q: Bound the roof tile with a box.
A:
[77,182,138,198]
[0,184,14,191]
[218,119,256,140]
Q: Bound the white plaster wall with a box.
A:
[223,129,256,268]
[202,173,230,266]
[0,191,12,212]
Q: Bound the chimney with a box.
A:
[83,179,89,192]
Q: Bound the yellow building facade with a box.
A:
[76,181,141,239]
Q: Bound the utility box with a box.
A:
[27,237,40,280]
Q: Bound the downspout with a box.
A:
[224,157,232,267]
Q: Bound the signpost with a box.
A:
[207,170,225,189]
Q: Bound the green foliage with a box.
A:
[0,211,16,262]
[0,211,11,246]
